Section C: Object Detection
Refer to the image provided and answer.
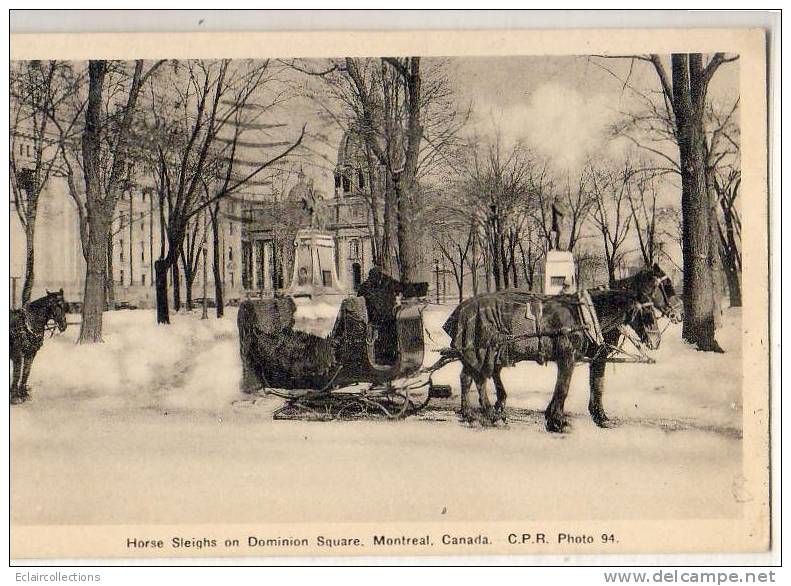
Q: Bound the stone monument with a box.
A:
[285,228,345,300]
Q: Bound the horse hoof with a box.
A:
[546,417,571,433]
[593,414,612,428]
[596,416,617,429]
[10,395,26,405]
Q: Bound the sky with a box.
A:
[448,54,739,172]
[268,53,740,269]
[268,54,740,195]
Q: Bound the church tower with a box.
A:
[327,131,377,292]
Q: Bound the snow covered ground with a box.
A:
[11,304,743,526]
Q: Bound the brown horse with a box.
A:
[442,264,680,432]
[10,289,67,404]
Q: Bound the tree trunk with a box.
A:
[723,253,742,307]
[395,180,420,283]
[184,274,194,311]
[78,60,108,344]
[172,261,181,311]
[607,263,617,288]
[490,236,502,291]
[78,215,108,343]
[105,230,115,310]
[211,209,224,318]
[470,235,479,295]
[483,246,492,292]
[707,176,725,327]
[719,211,742,307]
[500,238,510,289]
[672,53,722,352]
[154,258,170,324]
[394,57,423,284]
[364,146,382,269]
[511,255,519,288]
[381,175,398,276]
[459,271,464,303]
[21,219,36,304]
[181,252,195,311]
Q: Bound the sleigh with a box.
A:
[237,284,452,421]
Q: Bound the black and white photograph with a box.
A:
[8,22,772,562]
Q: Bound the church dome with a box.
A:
[286,168,310,202]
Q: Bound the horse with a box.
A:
[10,289,67,404]
[442,264,680,432]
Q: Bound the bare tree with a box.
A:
[179,211,207,311]
[10,60,85,304]
[78,59,164,343]
[442,136,537,291]
[290,57,467,280]
[627,168,660,265]
[713,167,741,307]
[426,193,476,302]
[145,59,305,324]
[557,170,596,253]
[595,53,737,351]
[706,100,741,308]
[588,160,634,286]
[204,186,225,317]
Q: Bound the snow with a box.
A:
[11,304,744,526]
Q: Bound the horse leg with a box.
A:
[588,358,612,427]
[475,375,496,425]
[459,366,475,422]
[10,356,23,403]
[20,353,35,399]
[545,351,575,433]
[493,366,508,420]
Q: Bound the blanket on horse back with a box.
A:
[442,289,603,371]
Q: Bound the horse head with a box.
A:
[648,263,683,323]
[46,288,68,332]
[617,264,683,324]
[626,298,662,350]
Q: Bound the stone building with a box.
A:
[109,189,244,308]
[10,130,84,307]
[327,131,377,292]
[10,130,245,309]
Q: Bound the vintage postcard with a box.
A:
[8,27,770,561]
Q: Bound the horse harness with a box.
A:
[499,293,659,365]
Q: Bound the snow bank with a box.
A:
[28,309,240,412]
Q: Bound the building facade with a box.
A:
[110,190,245,308]
[11,130,245,309]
